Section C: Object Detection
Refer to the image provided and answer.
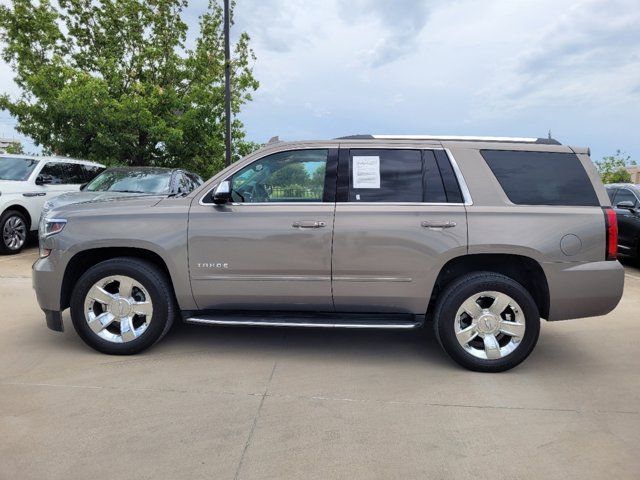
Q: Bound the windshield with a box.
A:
[0,156,40,181]
[85,169,172,194]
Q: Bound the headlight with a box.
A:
[40,218,67,238]
[39,218,67,258]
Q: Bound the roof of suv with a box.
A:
[334,134,563,145]
[0,153,104,166]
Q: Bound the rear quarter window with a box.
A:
[481,150,599,206]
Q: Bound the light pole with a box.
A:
[224,0,232,167]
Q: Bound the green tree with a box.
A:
[596,150,636,184]
[0,0,259,179]
[270,163,310,188]
[4,141,24,154]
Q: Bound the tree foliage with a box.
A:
[3,141,24,154]
[0,0,259,178]
[595,150,636,184]
[270,163,310,188]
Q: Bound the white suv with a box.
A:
[0,154,104,253]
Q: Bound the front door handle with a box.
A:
[421,220,457,230]
[292,220,326,229]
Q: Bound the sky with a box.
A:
[1,0,639,163]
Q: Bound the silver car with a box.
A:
[33,135,624,372]
[42,167,203,215]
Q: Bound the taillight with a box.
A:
[603,207,618,261]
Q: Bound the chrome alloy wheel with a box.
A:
[83,275,153,343]
[2,215,27,251]
[454,291,526,360]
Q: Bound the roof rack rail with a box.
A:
[336,134,562,145]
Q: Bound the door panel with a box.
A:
[332,204,467,313]
[188,203,335,310]
[188,148,337,311]
[332,147,468,314]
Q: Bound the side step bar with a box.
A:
[184,313,423,330]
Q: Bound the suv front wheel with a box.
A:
[433,272,540,372]
[0,209,28,254]
[70,257,175,354]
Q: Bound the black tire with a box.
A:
[70,257,175,355]
[0,209,29,254]
[433,272,540,372]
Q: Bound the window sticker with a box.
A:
[352,156,380,189]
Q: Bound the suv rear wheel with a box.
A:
[433,272,540,372]
[0,209,28,254]
[70,257,174,354]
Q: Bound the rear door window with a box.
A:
[481,150,599,206]
[82,165,104,182]
[348,149,422,202]
[62,163,86,184]
[346,149,462,203]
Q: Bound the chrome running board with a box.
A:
[184,313,422,330]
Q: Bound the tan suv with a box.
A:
[33,135,624,371]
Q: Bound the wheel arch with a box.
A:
[429,253,550,319]
[2,204,32,230]
[60,247,174,311]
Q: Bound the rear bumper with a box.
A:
[544,260,624,320]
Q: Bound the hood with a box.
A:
[44,191,149,212]
[0,179,29,193]
[45,194,167,220]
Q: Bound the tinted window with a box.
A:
[39,162,67,184]
[349,149,422,202]
[188,173,203,187]
[176,172,200,194]
[606,188,617,202]
[423,151,448,203]
[481,150,599,206]
[82,165,104,182]
[0,157,39,181]
[61,163,86,184]
[347,149,458,203]
[434,150,464,203]
[613,189,639,207]
[230,149,328,203]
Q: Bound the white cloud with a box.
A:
[1,0,639,160]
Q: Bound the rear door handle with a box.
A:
[292,220,326,229]
[421,220,457,230]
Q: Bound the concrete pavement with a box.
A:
[1,247,639,479]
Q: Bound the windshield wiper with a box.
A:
[110,190,149,194]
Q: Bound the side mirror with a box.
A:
[616,200,636,211]
[212,181,232,205]
[35,175,53,185]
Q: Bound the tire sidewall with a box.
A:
[0,210,28,254]
[70,259,171,354]
[435,273,540,372]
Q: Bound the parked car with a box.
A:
[0,154,104,254]
[42,167,203,215]
[33,135,624,372]
[605,183,640,259]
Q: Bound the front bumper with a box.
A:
[544,260,625,321]
[32,254,65,331]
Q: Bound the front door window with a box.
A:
[230,149,328,203]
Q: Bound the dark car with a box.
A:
[43,167,203,213]
[605,184,640,258]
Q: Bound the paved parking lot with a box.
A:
[1,245,639,480]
